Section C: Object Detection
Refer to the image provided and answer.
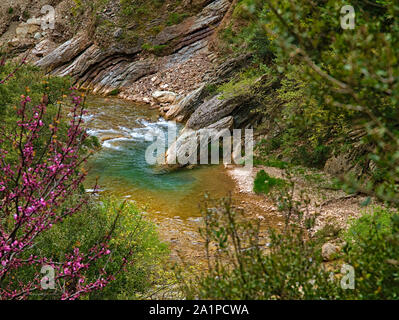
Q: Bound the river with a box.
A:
[83,95,237,261]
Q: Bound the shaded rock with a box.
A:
[206,53,253,84]
[15,22,40,39]
[35,34,92,71]
[113,28,123,38]
[7,38,34,53]
[165,116,234,168]
[186,94,238,129]
[165,84,206,121]
[322,242,340,261]
[324,143,370,177]
[324,154,354,176]
[154,0,229,49]
[31,39,56,58]
[184,92,259,130]
[189,0,231,33]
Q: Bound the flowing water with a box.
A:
[82,96,281,262]
[84,96,235,218]
[83,96,237,259]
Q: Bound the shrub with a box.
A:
[253,170,286,194]
[182,196,341,300]
[343,208,399,299]
[20,198,169,300]
[166,12,189,26]
[185,198,399,300]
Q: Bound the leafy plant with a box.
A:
[253,170,286,194]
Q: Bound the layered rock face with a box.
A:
[33,0,230,99]
[1,0,259,168]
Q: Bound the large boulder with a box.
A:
[165,84,207,121]
[35,34,92,71]
[186,94,239,130]
[185,93,255,130]
[165,116,234,167]
[324,139,371,177]
[321,242,340,261]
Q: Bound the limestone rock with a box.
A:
[165,85,206,121]
[15,22,39,39]
[35,34,92,71]
[152,91,178,104]
[186,94,242,130]
[322,242,340,261]
[165,116,234,168]
[31,39,56,58]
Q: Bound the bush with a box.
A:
[185,197,399,300]
[343,208,399,299]
[166,12,189,26]
[295,145,331,169]
[23,198,169,300]
[253,170,286,194]
[182,196,341,300]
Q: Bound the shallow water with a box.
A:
[83,95,236,220]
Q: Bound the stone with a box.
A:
[35,34,93,70]
[15,23,30,38]
[322,242,340,261]
[33,32,42,40]
[113,28,122,38]
[152,91,178,104]
[165,116,234,168]
[26,17,42,26]
[32,39,55,58]
[185,94,240,130]
[165,85,206,121]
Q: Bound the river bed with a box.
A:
[82,95,283,265]
[83,95,240,262]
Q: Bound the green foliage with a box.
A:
[221,0,399,192]
[108,88,120,96]
[343,208,399,299]
[0,63,74,163]
[186,197,399,300]
[0,63,70,116]
[253,157,289,169]
[15,198,168,300]
[254,0,399,203]
[294,144,332,168]
[183,197,341,299]
[253,170,286,194]
[141,43,168,56]
[166,12,189,26]
[0,62,99,165]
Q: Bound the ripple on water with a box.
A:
[83,95,236,220]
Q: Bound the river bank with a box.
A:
[226,164,375,234]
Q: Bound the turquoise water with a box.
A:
[84,96,235,219]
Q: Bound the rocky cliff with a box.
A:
[1,0,261,167]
